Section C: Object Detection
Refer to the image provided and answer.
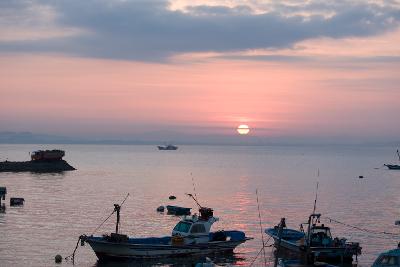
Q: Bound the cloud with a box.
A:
[0,0,399,61]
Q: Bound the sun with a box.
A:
[237,124,250,135]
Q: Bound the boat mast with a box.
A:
[312,181,319,214]
[397,149,400,162]
[114,204,121,234]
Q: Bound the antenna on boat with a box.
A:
[186,193,202,208]
[313,180,319,214]
[191,172,198,200]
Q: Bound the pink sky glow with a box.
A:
[0,1,399,143]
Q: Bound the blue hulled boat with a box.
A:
[265,214,361,263]
[80,201,251,260]
[372,246,400,267]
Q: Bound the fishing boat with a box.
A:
[158,144,178,150]
[372,246,400,267]
[80,195,251,260]
[384,150,400,170]
[265,214,361,263]
[166,205,191,215]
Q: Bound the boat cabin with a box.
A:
[172,207,218,244]
[309,224,333,247]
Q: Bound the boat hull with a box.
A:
[85,235,249,260]
[158,145,178,150]
[265,228,357,263]
[385,164,400,170]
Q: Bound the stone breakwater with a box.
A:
[0,160,76,173]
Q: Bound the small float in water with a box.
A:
[78,194,251,260]
[166,205,191,216]
[10,197,24,206]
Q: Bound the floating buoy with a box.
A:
[55,254,62,263]
[156,206,165,212]
[169,195,176,200]
[358,175,364,179]
[10,197,24,206]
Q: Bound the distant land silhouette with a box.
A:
[0,131,399,146]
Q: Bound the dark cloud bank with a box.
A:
[1,0,399,61]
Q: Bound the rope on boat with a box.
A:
[249,235,273,267]
[64,193,130,264]
[90,193,130,235]
[65,235,85,264]
[325,216,400,238]
[90,208,116,235]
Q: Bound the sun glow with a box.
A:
[237,124,250,135]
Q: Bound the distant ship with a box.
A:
[384,150,400,170]
[30,150,65,161]
[157,144,178,150]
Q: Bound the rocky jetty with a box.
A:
[0,160,76,173]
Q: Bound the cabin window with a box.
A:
[190,224,206,234]
[173,222,192,233]
[376,255,399,266]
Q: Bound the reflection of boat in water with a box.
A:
[93,253,241,267]
[372,246,400,267]
[81,198,251,260]
[158,144,178,150]
[278,259,338,267]
[385,150,400,170]
[31,150,65,161]
[266,214,361,263]
[166,205,191,215]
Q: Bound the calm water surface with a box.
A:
[1,144,400,267]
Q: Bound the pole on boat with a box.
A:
[186,193,202,208]
[313,181,319,214]
[397,149,400,162]
[274,218,286,267]
[114,204,121,234]
[256,189,267,267]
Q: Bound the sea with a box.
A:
[0,144,400,267]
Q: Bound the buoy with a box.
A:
[169,195,176,200]
[156,206,165,212]
[55,254,62,263]
[10,197,24,206]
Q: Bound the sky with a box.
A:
[0,0,399,144]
